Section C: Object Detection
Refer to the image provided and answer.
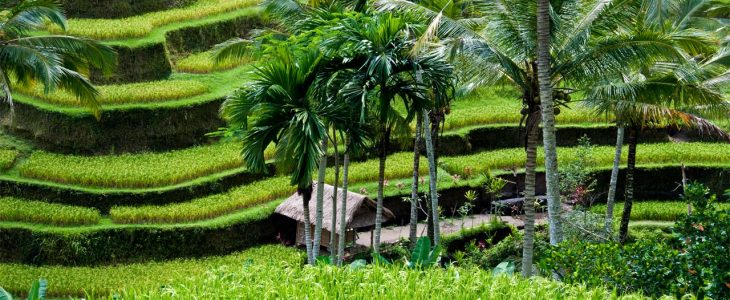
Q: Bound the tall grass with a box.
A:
[0,245,304,298]
[48,0,260,40]
[119,264,641,300]
[0,244,643,299]
[591,201,730,222]
[175,50,253,74]
[15,80,209,105]
[441,142,730,177]
[443,87,605,131]
[0,197,100,226]
[110,176,294,223]
[17,142,252,188]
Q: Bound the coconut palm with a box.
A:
[0,0,116,117]
[586,0,730,241]
[586,49,730,243]
[221,47,331,265]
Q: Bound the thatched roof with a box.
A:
[275,183,395,232]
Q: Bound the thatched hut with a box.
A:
[275,183,395,249]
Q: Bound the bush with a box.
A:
[0,197,101,226]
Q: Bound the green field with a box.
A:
[0,197,101,226]
[591,201,730,222]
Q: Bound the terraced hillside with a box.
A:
[0,0,728,297]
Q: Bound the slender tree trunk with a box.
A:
[410,115,423,247]
[373,127,390,254]
[537,0,564,246]
[330,132,340,263]
[521,113,540,277]
[605,125,624,237]
[619,127,638,244]
[423,109,440,246]
[338,135,350,266]
[312,139,328,259]
[300,187,314,265]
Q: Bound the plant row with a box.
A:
[48,0,260,41]
[15,142,257,188]
[0,150,18,170]
[15,80,209,106]
[441,142,730,177]
[590,201,730,222]
[174,50,253,73]
[0,197,100,226]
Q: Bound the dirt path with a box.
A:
[356,212,549,247]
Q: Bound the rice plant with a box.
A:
[0,197,101,226]
[17,142,252,188]
[0,245,304,298]
[15,80,209,105]
[441,143,730,177]
[110,176,294,224]
[0,149,18,170]
[175,50,253,74]
[591,201,730,222]
[47,0,260,40]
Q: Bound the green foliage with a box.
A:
[0,245,303,297]
[0,197,100,226]
[542,240,684,297]
[559,135,597,206]
[561,210,609,243]
[47,0,260,40]
[27,279,47,300]
[0,287,10,300]
[109,176,293,223]
[115,264,637,299]
[0,150,18,171]
[407,237,442,268]
[674,183,730,299]
[16,80,209,105]
[175,50,252,73]
[16,142,257,188]
[545,183,730,298]
[492,261,515,275]
[590,201,730,222]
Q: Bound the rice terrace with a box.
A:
[0,0,728,299]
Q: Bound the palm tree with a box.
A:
[585,0,730,242]
[322,13,437,253]
[409,114,422,246]
[0,0,116,118]
[587,50,730,243]
[221,48,330,264]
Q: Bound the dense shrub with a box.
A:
[543,183,730,299]
[0,149,17,170]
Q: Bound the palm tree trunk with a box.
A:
[521,113,540,277]
[619,126,638,244]
[330,132,340,263]
[300,186,315,265]
[605,125,625,237]
[373,127,390,254]
[337,135,350,265]
[410,114,423,247]
[537,0,564,245]
[423,109,440,246]
[312,138,328,259]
